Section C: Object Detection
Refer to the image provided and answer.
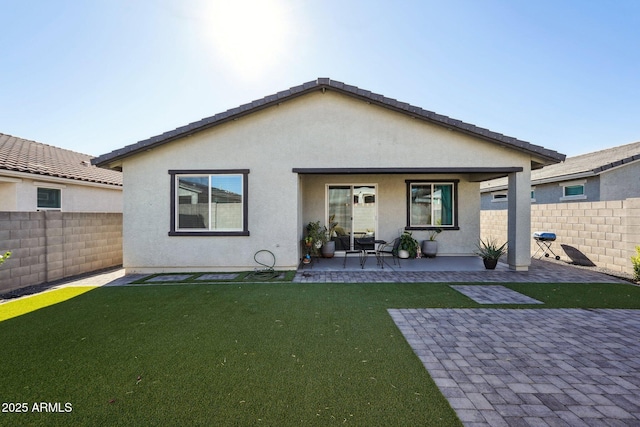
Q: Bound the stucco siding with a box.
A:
[0,176,121,212]
[119,91,533,273]
[600,162,640,201]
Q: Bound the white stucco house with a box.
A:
[93,78,564,273]
[0,133,122,212]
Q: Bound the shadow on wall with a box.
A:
[560,244,596,267]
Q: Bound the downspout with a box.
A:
[44,210,48,283]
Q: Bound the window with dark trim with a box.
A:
[406,180,458,230]
[37,187,61,209]
[169,169,249,236]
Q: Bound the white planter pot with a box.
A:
[398,249,410,259]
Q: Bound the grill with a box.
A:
[533,232,560,260]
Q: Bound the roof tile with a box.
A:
[0,133,122,186]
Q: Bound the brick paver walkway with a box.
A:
[389,308,640,426]
[293,259,629,284]
[451,285,544,304]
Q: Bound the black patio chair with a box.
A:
[377,238,401,269]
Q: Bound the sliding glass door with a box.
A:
[327,185,377,251]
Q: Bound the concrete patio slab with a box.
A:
[389,308,640,426]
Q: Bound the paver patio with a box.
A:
[389,308,640,426]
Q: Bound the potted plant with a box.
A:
[421,228,442,258]
[306,221,327,257]
[322,215,339,258]
[398,231,419,259]
[475,238,507,269]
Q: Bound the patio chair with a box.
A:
[377,238,401,269]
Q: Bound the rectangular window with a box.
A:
[491,192,508,202]
[169,170,249,236]
[37,188,61,209]
[564,185,584,197]
[406,181,457,229]
[560,180,587,201]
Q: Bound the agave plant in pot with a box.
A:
[475,238,507,269]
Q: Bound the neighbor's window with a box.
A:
[37,188,61,209]
[491,191,508,202]
[560,180,586,201]
[406,181,457,229]
[169,170,249,236]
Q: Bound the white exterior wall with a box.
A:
[0,175,122,212]
[119,91,534,273]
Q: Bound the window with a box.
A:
[560,180,586,201]
[169,170,249,236]
[406,180,458,229]
[564,185,584,197]
[37,188,61,209]
[491,191,508,202]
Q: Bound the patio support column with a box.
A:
[507,169,531,271]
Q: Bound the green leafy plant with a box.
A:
[305,221,327,256]
[428,228,442,241]
[399,231,419,258]
[0,251,11,266]
[475,238,507,260]
[326,214,339,238]
[306,221,327,244]
[631,245,640,282]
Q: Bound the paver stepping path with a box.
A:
[450,285,543,304]
[389,308,640,426]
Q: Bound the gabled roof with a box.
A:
[481,141,640,191]
[93,78,565,169]
[0,133,122,186]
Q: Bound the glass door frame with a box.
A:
[326,183,378,252]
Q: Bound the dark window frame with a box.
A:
[169,169,250,236]
[405,179,459,231]
[37,187,62,210]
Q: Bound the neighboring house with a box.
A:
[0,133,122,212]
[481,141,640,209]
[93,78,564,273]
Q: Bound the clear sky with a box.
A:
[2,0,639,157]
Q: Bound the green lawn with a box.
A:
[1,281,639,426]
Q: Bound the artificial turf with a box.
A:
[0,281,638,426]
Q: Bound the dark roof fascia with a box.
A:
[93,78,565,167]
[592,154,640,174]
[292,167,523,175]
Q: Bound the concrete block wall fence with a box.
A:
[480,198,640,276]
[0,212,123,294]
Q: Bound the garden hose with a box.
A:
[245,249,279,281]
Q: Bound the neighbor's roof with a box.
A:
[0,133,122,186]
[481,141,640,191]
[93,78,565,168]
